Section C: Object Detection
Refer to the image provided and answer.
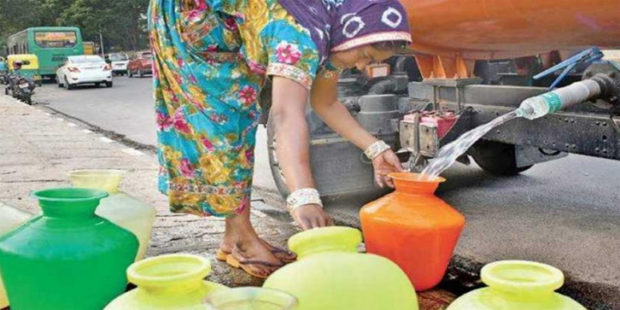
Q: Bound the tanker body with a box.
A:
[403,0,620,59]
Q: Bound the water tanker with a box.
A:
[264,0,620,196]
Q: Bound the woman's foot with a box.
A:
[218,207,284,278]
[218,238,296,264]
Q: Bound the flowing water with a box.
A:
[418,111,519,180]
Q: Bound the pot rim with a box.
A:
[31,187,109,202]
[481,260,564,293]
[128,253,211,287]
[388,172,446,183]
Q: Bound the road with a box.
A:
[34,76,620,308]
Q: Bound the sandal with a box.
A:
[224,251,284,279]
[216,243,296,264]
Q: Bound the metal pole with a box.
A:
[99,31,105,56]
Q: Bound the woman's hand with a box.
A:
[372,150,404,188]
[291,204,334,230]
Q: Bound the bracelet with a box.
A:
[364,140,391,160]
[286,188,323,213]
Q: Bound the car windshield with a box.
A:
[70,56,105,64]
[109,53,128,61]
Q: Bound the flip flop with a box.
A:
[225,252,284,279]
[216,244,297,264]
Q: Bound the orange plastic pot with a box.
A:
[360,172,465,291]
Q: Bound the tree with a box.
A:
[0,0,149,55]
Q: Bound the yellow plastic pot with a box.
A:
[69,169,156,260]
[447,260,586,310]
[0,203,33,309]
[263,226,418,310]
[104,254,227,310]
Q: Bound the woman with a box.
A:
[149,0,412,277]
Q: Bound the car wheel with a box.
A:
[56,76,63,88]
[106,81,113,88]
[65,77,74,90]
[138,69,144,78]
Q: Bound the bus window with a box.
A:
[34,31,77,48]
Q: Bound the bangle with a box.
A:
[286,188,323,213]
[364,140,391,160]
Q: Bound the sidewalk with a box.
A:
[0,96,454,308]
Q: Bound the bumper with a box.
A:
[68,73,112,84]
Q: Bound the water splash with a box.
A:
[418,111,519,180]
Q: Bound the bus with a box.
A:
[7,27,84,78]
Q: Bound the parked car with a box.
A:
[106,52,129,76]
[56,55,112,89]
[127,51,153,78]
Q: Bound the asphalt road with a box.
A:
[34,76,620,308]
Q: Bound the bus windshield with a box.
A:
[34,31,77,48]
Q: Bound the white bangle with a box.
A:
[364,140,391,160]
[286,188,323,213]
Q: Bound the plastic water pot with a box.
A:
[105,254,227,310]
[0,188,138,310]
[360,172,465,291]
[69,169,157,260]
[204,287,298,310]
[0,203,33,309]
[447,260,586,310]
[263,226,418,310]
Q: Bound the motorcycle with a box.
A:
[5,74,36,105]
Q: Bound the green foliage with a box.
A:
[0,0,149,55]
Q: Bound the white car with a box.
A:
[106,52,129,76]
[56,55,113,90]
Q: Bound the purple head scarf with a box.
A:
[278,0,412,64]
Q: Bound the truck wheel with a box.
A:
[266,114,388,201]
[470,140,533,176]
[266,119,291,198]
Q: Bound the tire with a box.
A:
[24,95,32,105]
[138,70,144,78]
[4,87,8,95]
[105,81,113,88]
[56,76,63,88]
[65,77,74,90]
[128,70,133,78]
[470,140,534,176]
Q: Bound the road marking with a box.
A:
[121,148,144,156]
[67,122,77,127]
[99,137,114,143]
[54,117,64,122]
[45,112,51,116]
[82,129,92,134]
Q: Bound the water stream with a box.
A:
[418,111,519,180]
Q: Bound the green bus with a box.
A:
[7,27,84,78]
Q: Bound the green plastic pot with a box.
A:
[0,188,139,310]
[263,226,418,310]
[447,260,586,310]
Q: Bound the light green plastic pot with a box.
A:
[69,169,157,261]
[447,260,586,310]
[263,226,418,310]
[204,287,298,310]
